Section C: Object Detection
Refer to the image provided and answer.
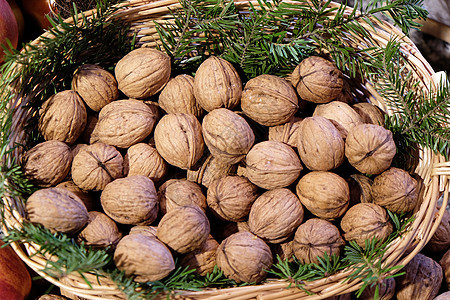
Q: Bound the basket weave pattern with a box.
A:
[1,0,449,299]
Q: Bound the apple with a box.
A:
[0,0,19,63]
[7,0,25,41]
[19,0,56,30]
[0,240,32,300]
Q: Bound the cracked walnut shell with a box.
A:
[248,188,304,243]
[241,74,298,126]
[216,231,273,283]
[202,108,255,164]
[101,175,158,225]
[293,218,344,265]
[245,141,302,190]
[296,171,349,220]
[71,142,123,191]
[341,203,393,248]
[22,140,72,187]
[345,124,396,175]
[72,64,119,112]
[115,48,171,99]
[114,233,175,282]
[297,116,344,171]
[38,90,87,144]
[193,56,242,112]
[90,99,157,148]
[290,56,343,103]
[157,205,210,254]
[154,113,204,170]
[26,187,88,234]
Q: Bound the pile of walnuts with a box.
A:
[23,48,432,286]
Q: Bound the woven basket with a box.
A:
[1,0,449,299]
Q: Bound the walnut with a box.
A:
[345,124,396,175]
[248,188,304,243]
[353,102,385,126]
[101,175,158,225]
[129,225,157,238]
[180,235,219,276]
[340,203,393,248]
[440,249,450,289]
[158,179,207,214]
[241,74,298,126]
[435,292,450,300]
[271,239,295,262]
[123,143,168,183]
[348,174,374,205]
[211,221,239,243]
[26,187,88,234]
[187,153,236,188]
[56,181,97,211]
[372,167,419,214]
[360,277,395,300]
[22,140,72,187]
[396,253,443,300]
[79,113,98,144]
[38,90,87,144]
[71,142,123,191]
[70,143,88,159]
[293,218,344,264]
[335,77,354,104]
[115,48,171,99]
[207,175,258,222]
[154,113,204,170]
[296,171,349,220]
[268,117,303,148]
[290,56,343,103]
[245,141,302,190]
[216,231,273,283]
[90,99,157,148]
[72,64,119,112]
[77,211,122,248]
[313,101,363,138]
[159,74,203,117]
[156,205,210,254]
[297,116,344,171]
[202,108,255,164]
[193,56,242,111]
[425,208,450,253]
[114,233,175,282]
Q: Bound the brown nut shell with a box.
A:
[91,99,157,148]
[154,113,204,170]
[38,90,87,144]
[248,188,304,243]
[193,56,242,112]
[22,140,72,187]
[440,248,450,289]
[293,218,344,264]
[353,102,385,126]
[159,74,203,117]
[77,211,122,248]
[290,56,343,103]
[187,153,236,188]
[246,141,302,190]
[396,253,443,300]
[297,116,344,171]
[72,64,119,112]
[180,235,219,276]
[425,208,450,253]
[241,74,298,126]
[123,143,168,183]
[71,142,123,191]
[129,225,158,238]
[360,277,395,300]
[157,205,210,254]
[26,187,88,234]
[101,175,158,225]
[115,48,171,99]
[313,101,363,138]
[56,181,97,211]
[296,171,349,220]
[202,108,255,164]
[216,231,273,283]
[114,233,175,282]
[372,167,419,214]
[268,117,303,148]
[345,124,396,175]
[207,175,258,222]
[340,203,393,248]
[158,179,207,214]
